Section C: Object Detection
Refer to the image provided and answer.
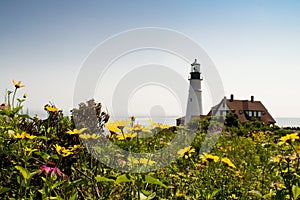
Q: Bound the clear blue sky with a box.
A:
[1,0,299,118]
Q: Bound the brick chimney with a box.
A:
[230,94,234,102]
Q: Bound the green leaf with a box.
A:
[141,190,156,199]
[0,187,10,194]
[115,174,134,184]
[15,166,29,180]
[69,191,78,200]
[18,114,31,119]
[51,180,66,190]
[248,190,262,198]
[95,175,114,182]
[292,185,300,199]
[142,175,167,188]
[35,152,51,161]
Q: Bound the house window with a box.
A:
[258,112,261,117]
[248,111,252,117]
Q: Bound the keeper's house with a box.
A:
[176,94,276,125]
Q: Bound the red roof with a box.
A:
[207,98,276,123]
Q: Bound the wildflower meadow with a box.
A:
[1,80,300,199]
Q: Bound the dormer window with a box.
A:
[248,111,252,117]
[258,111,261,117]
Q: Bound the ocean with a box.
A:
[29,110,300,128]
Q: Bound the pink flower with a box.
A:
[39,165,62,176]
[0,103,7,110]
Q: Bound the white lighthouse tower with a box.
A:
[184,59,203,125]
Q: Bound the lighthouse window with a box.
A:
[190,98,192,102]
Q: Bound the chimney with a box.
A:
[230,94,234,102]
[251,96,254,103]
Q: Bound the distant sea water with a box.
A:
[28,110,300,128]
[275,118,300,128]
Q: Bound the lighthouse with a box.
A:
[184,59,203,125]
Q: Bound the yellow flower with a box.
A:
[13,132,36,139]
[66,128,87,135]
[114,120,131,129]
[271,182,286,189]
[70,144,83,151]
[128,157,156,166]
[148,119,171,130]
[54,144,73,157]
[221,157,236,168]
[278,132,299,146]
[200,153,220,163]
[139,158,156,166]
[79,133,100,139]
[177,146,196,159]
[26,134,37,139]
[116,133,136,140]
[12,80,25,88]
[45,105,59,112]
[270,155,286,163]
[127,124,151,133]
[106,121,121,133]
[23,93,28,98]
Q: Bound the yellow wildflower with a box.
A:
[109,120,130,130]
[278,132,299,145]
[116,133,136,140]
[271,182,286,189]
[66,128,87,135]
[139,158,156,166]
[200,153,220,163]
[148,119,171,129]
[127,123,151,133]
[23,93,28,98]
[12,80,25,88]
[45,105,59,112]
[177,146,195,159]
[270,155,286,163]
[221,157,236,168]
[54,144,73,157]
[70,144,83,151]
[106,121,121,133]
[79,133,100,139]
[13,132,36,139]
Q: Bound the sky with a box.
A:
[0,0,300,119]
